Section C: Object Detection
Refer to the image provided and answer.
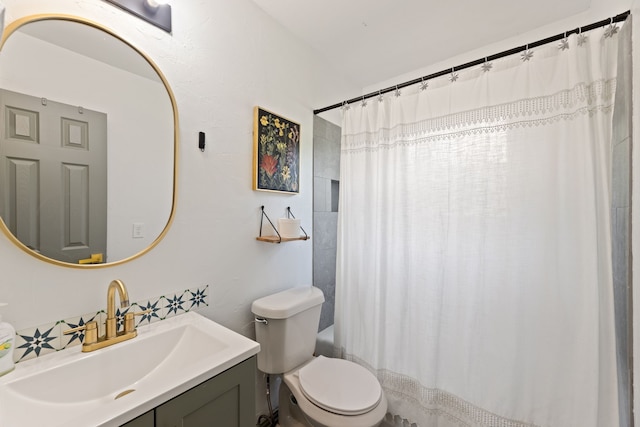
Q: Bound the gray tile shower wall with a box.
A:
[611,25,631,427]
[313,116,341,331]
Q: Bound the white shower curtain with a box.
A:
[335,23,626,427]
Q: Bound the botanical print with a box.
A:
[254,107,300,193]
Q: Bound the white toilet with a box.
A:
[252,286,387,427]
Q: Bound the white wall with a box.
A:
[0,0,357,416]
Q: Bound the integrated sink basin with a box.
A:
[0,312,260,427]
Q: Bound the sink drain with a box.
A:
[114,389,136,400]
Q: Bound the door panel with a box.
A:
[6,157,39,249]
[62,163,89,248]
[0,89,107,263]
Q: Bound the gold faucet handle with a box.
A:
[63,321,98,345]
[63,320,97,334]
[123,309,153,333]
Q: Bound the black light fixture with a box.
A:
[103,0,172,33]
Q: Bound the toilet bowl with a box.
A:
[251,287,386,427]
[279,357,387,427]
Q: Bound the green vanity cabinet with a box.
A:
[121,356,256,427]
[156,356,256,426]
[122,411,154,427]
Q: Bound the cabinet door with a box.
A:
[156,356,256,427]
[121,410,154,427]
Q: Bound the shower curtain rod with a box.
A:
[313,10,630,115]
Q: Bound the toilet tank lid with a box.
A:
[252,286,325,319]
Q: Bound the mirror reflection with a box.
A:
[0,16,176,266]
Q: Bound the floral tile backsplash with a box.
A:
[13,285,209,363]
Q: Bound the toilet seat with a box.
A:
[298,356,382,416]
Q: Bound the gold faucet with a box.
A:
[105,279,129,339]
[64,279,149,352]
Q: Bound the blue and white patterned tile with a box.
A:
[59,312,101,350]
[130,297,165,327]
[186,285,209,311]
[14,322,61,362]
[114,306,132,331]
[163,290,189,319]
[12,285,209,364]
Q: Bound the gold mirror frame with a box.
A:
[0,14,179,268]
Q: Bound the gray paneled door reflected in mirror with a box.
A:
[0,15,178,267]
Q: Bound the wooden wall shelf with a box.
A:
[256,235,311,243]
[257,206,310,244]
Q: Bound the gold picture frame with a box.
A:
[253,106,300,194]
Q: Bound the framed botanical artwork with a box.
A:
[253,106,300,194]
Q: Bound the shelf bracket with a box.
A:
[259,206,282,243]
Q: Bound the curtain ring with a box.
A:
[558,31,570,50]
[576,25,588,45]
[521,43,534,61]
[481,56,493,72]
[449,67,459,82]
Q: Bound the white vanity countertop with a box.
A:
[0,311,260,427]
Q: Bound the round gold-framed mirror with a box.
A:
[0,14,178,268]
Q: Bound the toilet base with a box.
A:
[278,363,387,427]
[278,381,315,427]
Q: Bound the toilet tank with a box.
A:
[251,286,324,374]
